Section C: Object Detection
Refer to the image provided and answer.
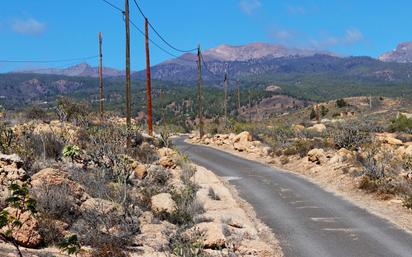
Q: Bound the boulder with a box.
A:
[376,133,403,146]
[291,124,305,132]
[131,162,147,180]
[233,142,247,152]
[151,193,176,214]
[80,198,123,216]
[194,222,226,249]
[2,208,42,248]
[307,124,327,133]
[261,146,273,156]
[405,145,412,156]
[159,156,176,169]
[31,168,89,205]
[234,131,253,143]
[307,148,327,164]
[157,147,174,158]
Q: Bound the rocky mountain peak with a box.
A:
[379,42,412,63]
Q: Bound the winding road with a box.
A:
[174,137,412,257]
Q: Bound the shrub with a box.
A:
[320,105,329,117]
[309,108,317,120]
[63,144,81,162]
[169,227,205,257]
[32,182,80,223]
[38,215,66,246]
[58,235,82,256]
[336,98,348,108]
[24,105,47,120]
[390,114,412,133]
[331,122,372,150]
[403,194,412,209]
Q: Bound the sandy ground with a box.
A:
[193,165,283,257]
[187,139,412,235]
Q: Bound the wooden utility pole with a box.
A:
[145,18,153,136]
[248,89,252,122]
[237,80,241,111]
[99,32,104,121]
[197,46,204,138]
[125,0,132,147]
[224,71,228,124]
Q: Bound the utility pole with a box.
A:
[145,18,153,136]
[248,89,252,122]
[125,0,132,147]
[237,80,241,111]
[99,32,104,121]
[224,71,228,125]
[197,46,204,138]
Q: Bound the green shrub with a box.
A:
[390,114,412,133]
[336,98,348,108]
[320,105,329,117]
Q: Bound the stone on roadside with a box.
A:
[151,193,176,214]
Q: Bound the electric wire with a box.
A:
[101,0,124,13]
[132,0,198,53]
[0,55,99,64]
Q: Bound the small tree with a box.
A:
[336,98,348,108]
[309,108,317,120]
[0,183,37,257]
[320,105,329,117]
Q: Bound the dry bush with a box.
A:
[38,215,66,246]
[331,122,373,150]
[32,181,80,223]
[169,227,206,257]
[208,187,221,201]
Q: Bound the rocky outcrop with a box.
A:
[307,149,327,164]
[151,193,176,214]
[1,208,42,248]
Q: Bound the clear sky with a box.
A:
[0,0,411,72]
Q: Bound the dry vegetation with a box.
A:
[193,96,412,212]
[0,98,277,257]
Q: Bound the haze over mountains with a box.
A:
[12,42,412,81]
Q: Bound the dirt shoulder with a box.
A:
[193,165,283,257]
[187,138,412,235]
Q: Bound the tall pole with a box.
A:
[99,32,104,121]
[224,71,228,125]
[237,80,241,111]
[145,18,153,136]
[125,0,132,147]
[248,89,252,122]
[197,46,204,138]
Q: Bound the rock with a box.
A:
[404,145,412,156]
[261,146,273,156]
[151,193,176,214]
[80,198,123,216]
[233,142,247,152]
[234,131,253,143]
[399,171,412,180]
[307,124,327,133]
[194,222,226,249]
[0,154,23,169]
[157,147,174,158]
[291,124,305,132]
[307,148,326,164]
[131,163,147,180]
[159,156,176,169]
[376,133,403,145]
[1,208,42,248]
[31,168,89,205]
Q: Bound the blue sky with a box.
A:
[0,0,411,72]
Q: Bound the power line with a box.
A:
[101,0,124,13]
[0,55,99,64]
[132,0,197,53]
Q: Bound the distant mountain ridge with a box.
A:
[379,42,412,63]
[16,63,124,78]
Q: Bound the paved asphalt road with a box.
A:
[174,137,412,257]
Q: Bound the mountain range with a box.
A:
[12,42,412,81]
